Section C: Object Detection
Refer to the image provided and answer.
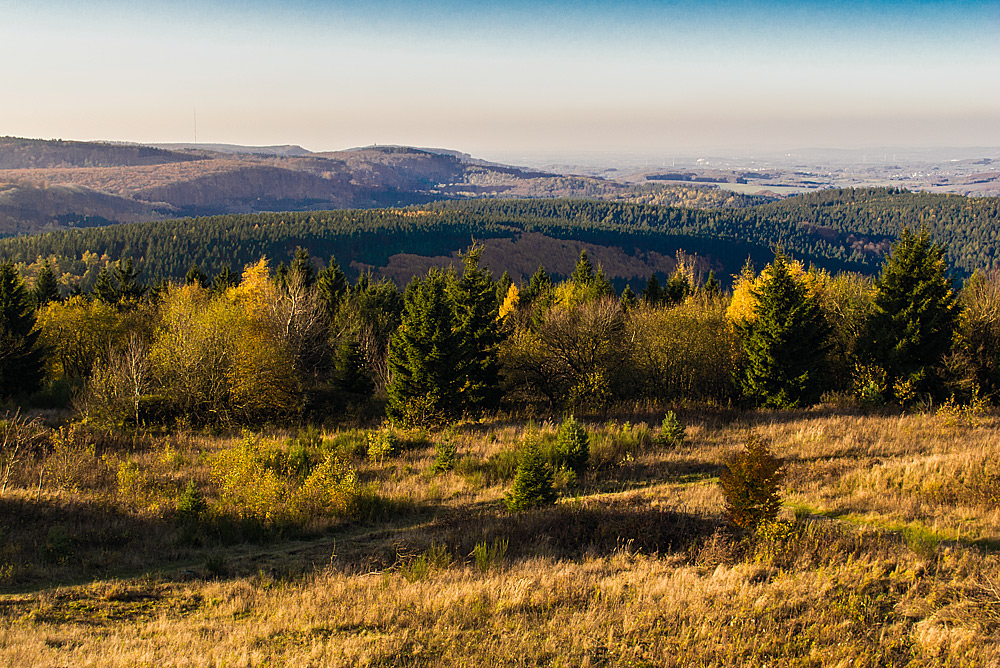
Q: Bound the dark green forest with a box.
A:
[2,188,997,289]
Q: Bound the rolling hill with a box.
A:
[0,137,767,235]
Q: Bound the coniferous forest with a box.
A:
[2,193,1000,666]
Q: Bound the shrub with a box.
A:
[176,480,207,519]
[472,537,508,573]
[719,433,784,529]
[554,416,589,476]
[296,454,360,517]
[433,435,458,473]
[210,434,289,524]
[367,428,400,464]
[0,410,46,493]
[505,440,557,512]
[657,411,685,446]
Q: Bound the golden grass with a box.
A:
[1,407,999,666]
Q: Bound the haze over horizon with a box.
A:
[2,0,997,163]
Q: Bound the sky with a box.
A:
[1,0,997,161]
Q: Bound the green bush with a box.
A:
[176,480,207,519]
[367,428,400,464]
[657,411,685,446]
[719,433,784,529]
[505,441,557,512]
[433,436,458,473]
[554,416,590,476]
[471,538,508,573]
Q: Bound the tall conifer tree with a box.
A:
[739,252,832,408]
[0,262,44,398]
[861,228,959,397]
[387,269,464,426]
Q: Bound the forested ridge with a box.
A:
[0,188,997,288]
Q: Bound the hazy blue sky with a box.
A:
[1,0,997,160]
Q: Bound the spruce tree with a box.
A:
[32,261,60,307]
[288,247,316,289]
[861,228,960,397]
[333,339,374,398]
[113,257,146,305]
[0,262,44,398]
[703,271,721,298]
[213,266,239,292]
[451,245,503,413]
[505,440,557,511]
[555,416,589,476]
[739,251,832,408]
[620,284,637,309]
[92,267,118,305]
[387,269,464,426]
[520,266,552,306]
[185,264,210,288]
[317,256,348,322]
[643,274,662,305]
[571,250,595,288]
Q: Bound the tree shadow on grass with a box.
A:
[0,493,180,594]
[584,458,723,496]
[419,497,722,565]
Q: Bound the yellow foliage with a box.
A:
[297,454,360,516]
[37,296,126,379]
[210,434,289,523]
[230,258,277,321]
[498,283,519,320]
[726,257,814,325]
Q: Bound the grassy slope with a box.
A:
[1,407,998,666]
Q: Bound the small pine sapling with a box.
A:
[505,440,557,511]
[555,415,590,476]
[657,411,685,446]
[719,433,784,529]
[433,435,458,473]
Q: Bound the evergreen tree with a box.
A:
[288,247,316,289]
[92,267,118,305]
[571,250,595,287]
[620,284,637,309]
[505,440,557,511]
[113,257,146,305]
[592,266,615,299]
[213,266,238,292]
[643,274,662,305]
[520,266,552,306]
[451,245,503,412]
[387,269,464,426]
[555,415,589,476]
[316,256,348,322]
[496,270,513,304]
[185,264,210,288]
[703,270,721,298]
[739,251,832,408]
[664,267,692,304]
[861,228,960,397]
[32,261,60,307]
[332,339,374,398]
[0,262,44,398]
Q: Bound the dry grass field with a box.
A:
[1,406,999,667]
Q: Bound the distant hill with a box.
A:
[150,143,312,157]
[0,136,201,169]
[0,137,765,235]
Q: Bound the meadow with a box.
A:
[2,404,998,667]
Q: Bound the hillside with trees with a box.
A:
[1,190,998,299]
[1,222,999,665]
